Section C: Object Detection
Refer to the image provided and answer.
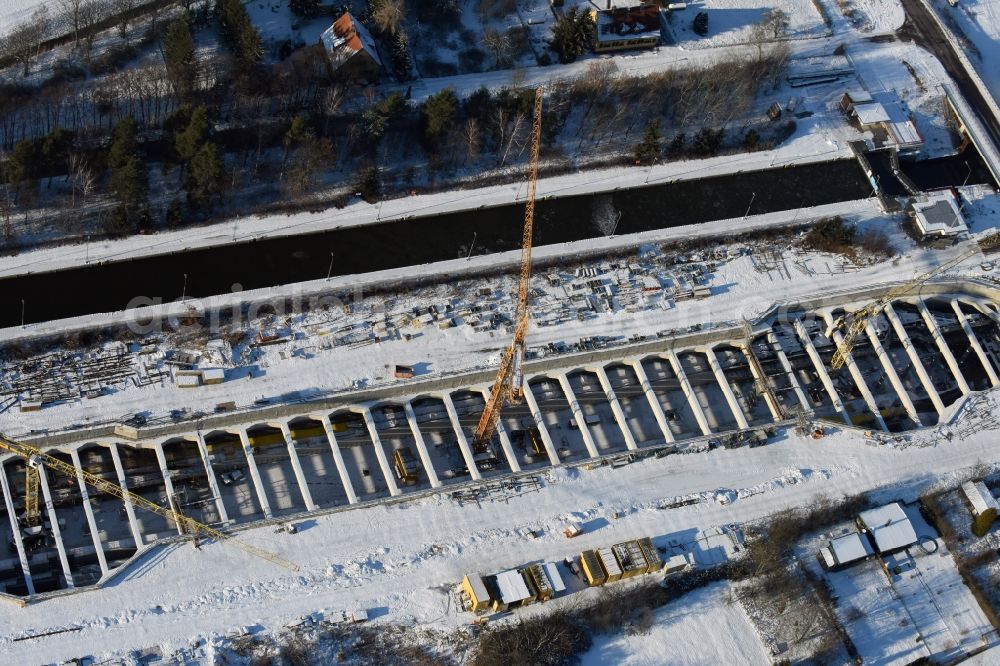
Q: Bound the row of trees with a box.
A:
[0,0,147,76]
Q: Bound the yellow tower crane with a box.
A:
[828,239,993,370]
[0,434,299,572]
[472,86,544,449]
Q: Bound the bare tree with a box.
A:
[463,117,481,163]
[320,85,345,134]
[67,153,96,207]
[79,0,106,52]
[112,0,136,45]
[1,8,51,76]
[373,0,406,35]
[57,0,85,47]
[482,28,511,68]
[761,9,790,39]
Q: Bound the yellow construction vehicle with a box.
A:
[0,434,299,572]
[472,86,544,449]
[828,240,991,370]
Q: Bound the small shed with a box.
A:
[175,373,201,388]
[962,481,999,537]
[819,532,874,570]
[598,547,623,583]
[853,102,891,127]
[461,574,491,612]
[612,540,648,578]
[492,569,534,611]
[201,368,225,385]
[637,537,663,572]
[857,502,918,554]
[662,552,690,574]
[580,549,607,586]
[524,564,553,601]
[543,562,566,594]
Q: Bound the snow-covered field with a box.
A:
[0,0,38,31]
[668,0,828,46]
[580,582,769,666]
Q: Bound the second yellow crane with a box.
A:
[1,434,299,572]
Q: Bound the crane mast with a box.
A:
[472,87,544,448]
[0,434,299,572]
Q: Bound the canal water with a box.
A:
[0,155,967,327]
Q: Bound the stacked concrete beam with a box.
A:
[403,401,443,486]
[631,360,675,443]
[34,466,75,588]
[594,367,638,450]
[520,382,562,466]
[108,443,145,547]
[916,300,970,395]
[360,408,402,496]
[704,348,750,429]
[557,374,601,458]
[663,351,713,436]
[792,319,852,425]
[884,303,945,417]
[194,433,230,524]
[154,443,189,535]
[765,327,811,413]
[277,423,317,511]
[470,388,521,474]
[819,314,889,432]
[863,320,922,426]
[316,414,358,504]
[440,395,483,481]
[952,300,1000,387]
[70,447,109,577]
[235,430,274,519]
[0,462,35,595]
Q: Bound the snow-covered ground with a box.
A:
[667,0,828,47]
[0,0,39,32]
[579,582,770,666]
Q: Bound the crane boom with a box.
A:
[0,434,299,572]
[473,87,544,448]
[829,242,986,370]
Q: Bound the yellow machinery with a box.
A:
[0,434,299,571]
[828,241,991,370]
[472,86,544,449]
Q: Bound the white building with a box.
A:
[857,502,918,554]
[911,192,967,240]
[819,532,875,570]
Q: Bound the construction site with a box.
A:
[2,25,1000,657]
[0,268,998,598]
